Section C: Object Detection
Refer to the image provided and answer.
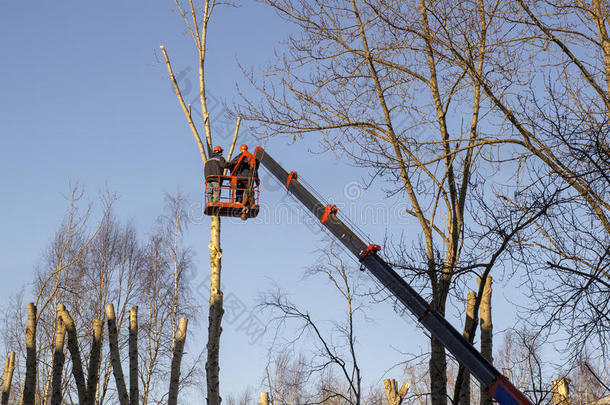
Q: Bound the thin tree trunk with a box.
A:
[2,351,16,405]
[222,116,241,175]
[205,115,241,405]
[60,307,88,404]
[430,336,448,405]
[50,314,66,405]
[171,198,183,353]
[42,350,53,405]
[207,215,223,405]
[459,292,476,405]
[44,304,66,405]
[168,318,188,405]
[206,116,241,405]
[415,0,452,401]
[383,379,409,405]
[86,319,104,405]
[106,304,130,405]
[21,303,37,405]
[478,276,493,405]
[259,392,269,405]
[98,361,113,405]
[430,283,449,405]
[162,9,242,404]
[129,306,139,405]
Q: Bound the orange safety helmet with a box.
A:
[213,146,223,153]
[240,144,248,151]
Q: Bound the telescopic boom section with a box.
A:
[253,147,533,405]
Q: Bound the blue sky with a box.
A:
[0,1,529,402]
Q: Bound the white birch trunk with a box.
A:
[86,319,104,405]
[206,215,223,405]
[50,315,66,405]
[129,306,139,405]
[162,10,242,404]
[459,292,476,405]
[168,318,188,405]
[20,303,37,405]
[60,307,88,404]
[478,276,493,405]
[1,351,16,405]
[106,304,130,405]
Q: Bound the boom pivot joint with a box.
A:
[321,205,338,224]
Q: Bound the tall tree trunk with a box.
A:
[86,319,104,405]
[60,307,88,404]
[459,292,477,405]
[430,281,449,405]
[129,306,139,405]
[206,215,223,405]
[50,313,66,405]
[168,318,188,405]
[430,336,448,405]
[162,7,242,403]
[21,303,37,405]
[42,352,53,405]
[478,276,493,405]
[106,304,130,405]
[2,351,16,405]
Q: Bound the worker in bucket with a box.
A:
[227,144,259,219]
[204,146,227,202]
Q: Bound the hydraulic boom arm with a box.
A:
[254,147,533,405]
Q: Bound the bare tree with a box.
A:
[237,1,610,403]
[0,189,200,404]
[433,0,610,358]
[495,329,553,405]
[160,1,243,403]
[260,244,366,405]
[137,193,200,405]
[568,356,610,405]
[263,350,309,405]
[4,300,191,405]
[238,2,558,404]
